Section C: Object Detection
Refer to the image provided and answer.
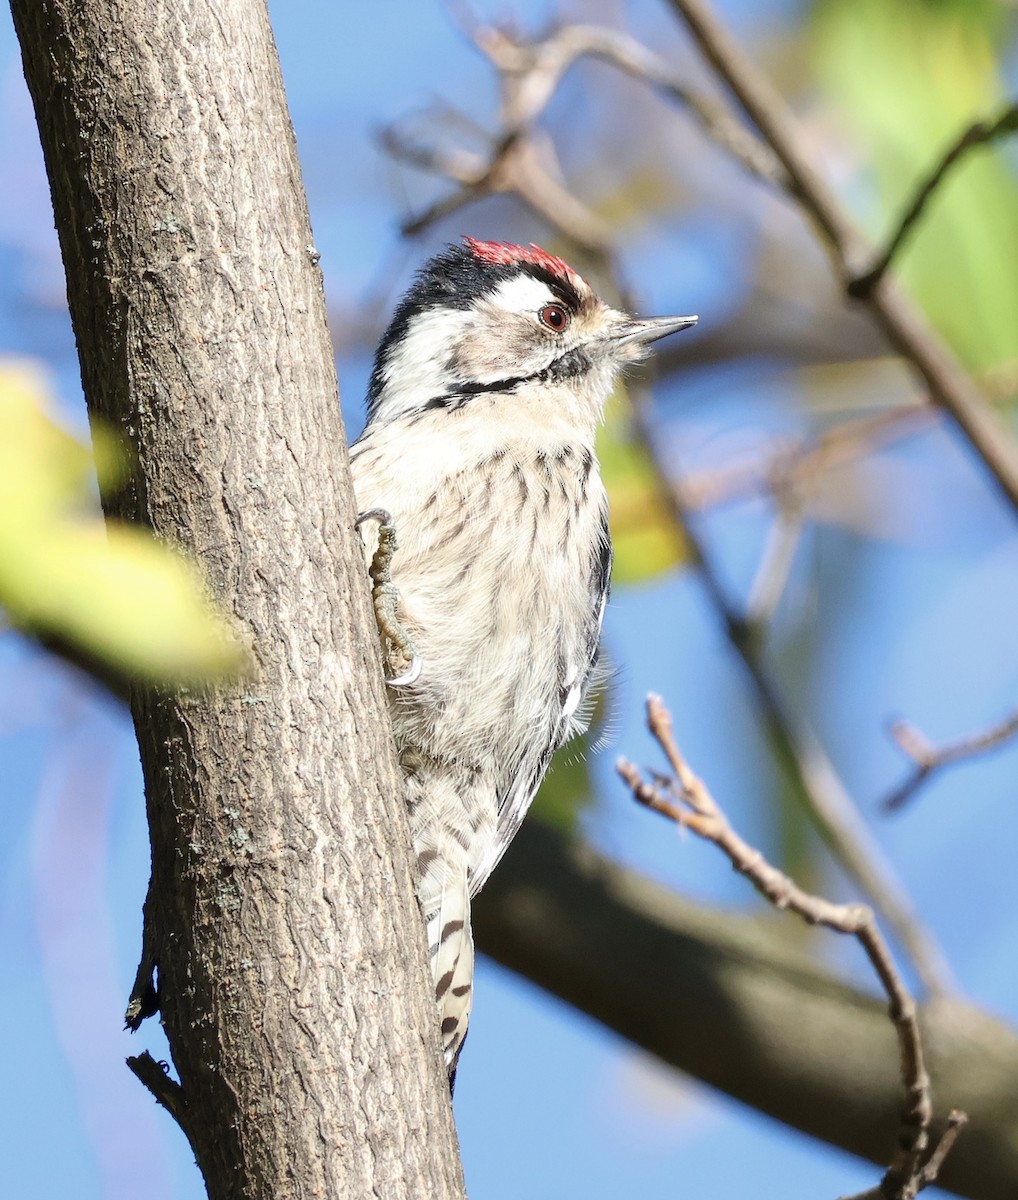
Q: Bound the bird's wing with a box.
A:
[468,509,612,898]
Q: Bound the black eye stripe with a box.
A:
[423,346,593,409]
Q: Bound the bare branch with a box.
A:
[384,18,784,245]
[840,1111,969,1200]
[474,820,1018,1200]
[883,706,1018,812]
[850,103,1018,297]
[915,1111,969,1193]
[665,0,1018,517]
[474,22,783,184]
[680,403,934,513]
[380,119,489,184]
[630,395,953,995]
[385,119,613,249]
[125,1051,187,1127]
[743,496,805,633]
[618,694,964,1200]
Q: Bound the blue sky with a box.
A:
[2,1,1016,1198]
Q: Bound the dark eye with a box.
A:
[539,303,570,332]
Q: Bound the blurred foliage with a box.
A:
[812,0,1018,377]
[0,358,246,686]
[531,684,611,834]
[532,736,597,833]
[598,386,688,585]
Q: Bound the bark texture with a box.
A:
[10,2,466,1197]
[474,821,1018,1200]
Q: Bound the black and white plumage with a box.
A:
[350,238,696,1074]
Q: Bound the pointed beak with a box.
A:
[611,313,699,347]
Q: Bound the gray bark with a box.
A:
[9,1,467,1197]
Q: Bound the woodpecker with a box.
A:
[351,237,696,1076]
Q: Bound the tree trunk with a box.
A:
[9,1,467,1196]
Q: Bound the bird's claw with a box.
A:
[356,508,422,687]
[355,507,392,530]
[386,654,422,688]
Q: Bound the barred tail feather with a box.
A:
[402,752,490,1076]
[428,876,474,1072]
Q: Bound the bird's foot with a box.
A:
[356,508,422,687]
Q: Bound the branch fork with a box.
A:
[618,694,965,1200]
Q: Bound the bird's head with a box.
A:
[366,237,697,425]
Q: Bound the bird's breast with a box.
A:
[352,425,607,767]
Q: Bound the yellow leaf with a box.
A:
[598,388,688,585]
[0,359,245,684]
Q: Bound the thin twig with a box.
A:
[666,0,1018,517]
[385,119,613,250]
[915,1111,969,1191]
[839,1110,969,1200]
[631,399,953,995]
[850,103,1018,297]
[883,706,1018,812]
[125,879,159,1030]
[384,18,784,245]
[618,695,964,1200]
[474,22,783,184]
[612,304,948,991]
[680,404,933,513]
[743,496,805,633]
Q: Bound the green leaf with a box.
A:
[812,0,1018,376]
[0,359,245,684]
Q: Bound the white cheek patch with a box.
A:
[375,306,473,421]
[487,274,557,318]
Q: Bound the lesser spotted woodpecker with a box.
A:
[351,237,696,1076]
